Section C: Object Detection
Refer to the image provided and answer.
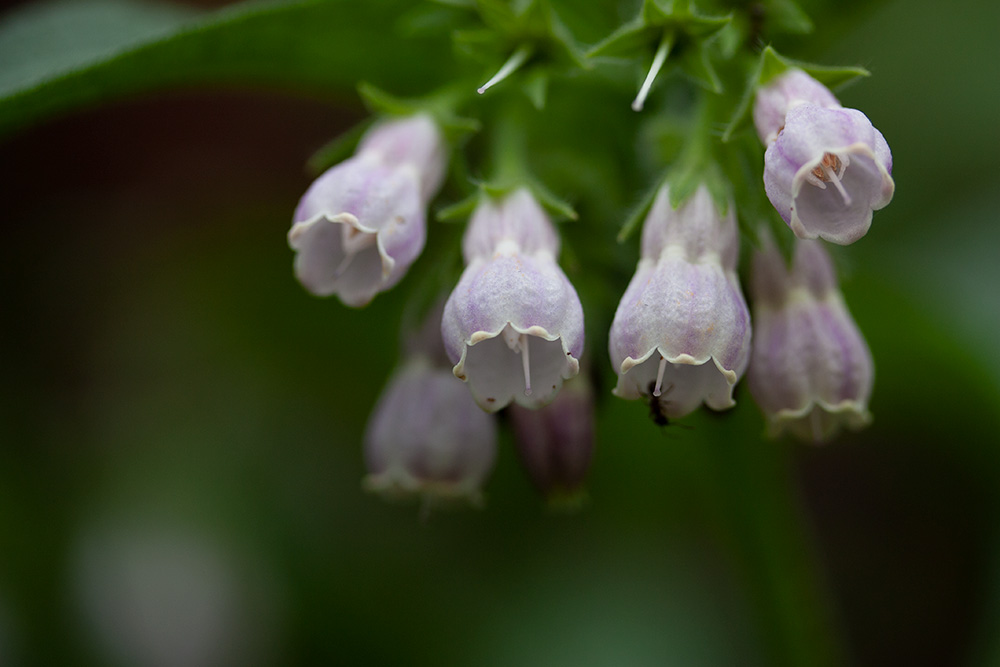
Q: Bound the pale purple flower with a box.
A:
[754,69,894,245]
[441,188,584,413]
[748,236,873,442]
[288,114,447,307]
[609,184,751,419]
[508,374,595,502]
[364,357,498,504]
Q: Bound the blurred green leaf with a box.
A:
[0,0,464,135]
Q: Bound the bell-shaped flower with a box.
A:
[753,68,840,145]
[609,184,751,419]
[747,236,873,443]
[441,188,584,413]
[364,357,498,505]
[288,113,447,307]
[508,373,595,504]
[754,70,894,246]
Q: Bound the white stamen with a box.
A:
[520,334,532,396]
[805,172,827,189]
[477,45,533,95]
[836,153,850,179]
[334,251,355,277]
[822,160,852,206]
[653,355,667,397]
[631,37,671,112]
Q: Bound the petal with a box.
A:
[753,69,841,145]
[461,188,560,263]
[357,113,447,201]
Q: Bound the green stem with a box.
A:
[487,99,532,189]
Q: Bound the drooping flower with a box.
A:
[754,69,894,245]
[609,184,751,419]
[747,234,873,443]
[364,357,498,505]
[441,188,584,413]
[288,113,447,307]
[508,373,595,504]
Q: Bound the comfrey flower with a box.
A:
[755,69,894,245]
[609,184,751,419]
[508,374,595,503]
[288,113,447,306]
[364,356,498,504]
[747,235,873,443]
[441,188,584,412]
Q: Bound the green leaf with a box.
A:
[0,0,462,136]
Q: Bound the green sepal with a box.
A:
[616,163,728,245]
[721,46,870,142]
[357,82,481,144]
[587,0,730,61]
[456,0,586,70]
[436,177,577,225]
[616,172,667,243]
[522,69,549,109]
[305,119,374,176]
[586,0,730,102]
[680,40,722,92]
[760,0,813,35]
[436,191,481,222]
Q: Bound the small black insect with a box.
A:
[646,380,672,427]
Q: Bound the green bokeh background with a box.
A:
[1,0,999,665]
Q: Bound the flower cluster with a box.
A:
[286,29,894,508]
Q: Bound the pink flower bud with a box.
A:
[288,114,447,306]
[748,237,874,442]
[609,185,751,419]
[442,189,584,413]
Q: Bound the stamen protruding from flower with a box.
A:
[632,37,671,112]
[807,152,852,206]
[652,354,667,397]
[822,161,852,206]
[477,44,533,95]
[521,333,532,396]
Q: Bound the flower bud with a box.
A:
[288,114,447,306]
[364,357,498,504]
[753,68,840,145]
[442,188,584,413]
[609,184,751,419]
[508,374,595,503]
[747,236,874,442]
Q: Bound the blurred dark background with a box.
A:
[2,0,1000,665]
